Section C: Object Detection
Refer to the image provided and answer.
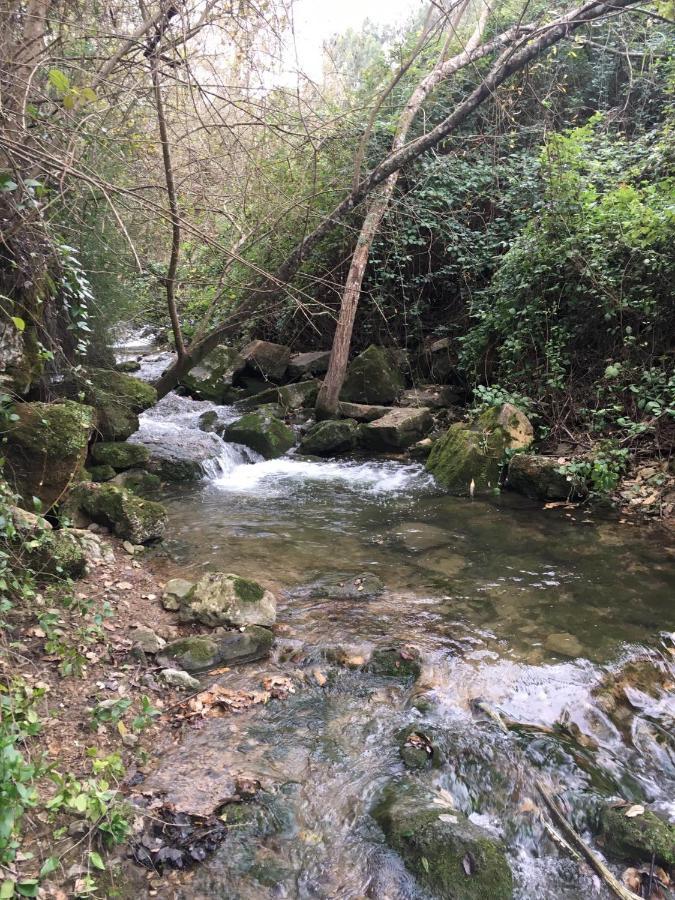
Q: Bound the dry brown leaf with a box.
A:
[261,675,295,699]
[624,804,645,818]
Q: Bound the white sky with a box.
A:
[291,0,423,79]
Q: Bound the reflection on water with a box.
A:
[135,393,674,899]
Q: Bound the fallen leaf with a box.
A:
[261,675,295,700]
[438,813,458,823]
[625,804,645,818]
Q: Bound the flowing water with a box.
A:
[130,389,674,900]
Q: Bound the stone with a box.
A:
[10,506,52,534]
[224,411,294,459]
[341,345,405,405]
[158,626,274,671]
[338,401,390,422]
[298,419,361,456]
[22,528,88,579]
[180,346,245,401]
[361,407,432,451]
[87,464,116,482]
[369,645,422,680]
[90,441,150,471]
[287,350,331,379]
[277,380,319,410]
[508,454,586,501]
[132,626,166,654]
[62,482,167,544]
[198,410,220,432]
[56,368,157,441]
[110,468,162,497]
[408,438,433,461]
[400,385,461,408]
[5,400,95,509]
[600,805,675,866]
[373,779,513,900]
[160,668,200,690]
[162,577,195,611]
[239,340,291,383]
[397,725,443,771]
[545,632,583,658]
[304,573,384,601]
[426,404,534,495]
[116,359,141,373]
[421,336,461,383]
[179,572,277,628]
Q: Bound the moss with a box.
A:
[111,469,161,496]
[25,529,87,579]
[56,368,156,440]
[341,345,404,405]
[298,419,360,456]
[91,441,150,471]
[158,636,220,672]
[426,422,505,494]
[368,646,421,680]
[233,576,265,603]
[87,464,116,482]
[224,411,294,459]
[64,482,167,544]
[181,346,245,401]
[600,805,675,866]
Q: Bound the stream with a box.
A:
[126,378,674,899]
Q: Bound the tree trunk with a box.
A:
[154,0,641,399]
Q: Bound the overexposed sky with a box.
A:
[291,0,423,79]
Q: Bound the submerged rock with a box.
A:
[91,441,150,471]
[369,645,422,680]
[287,350,331,379]
[397,725,443,771]
[304,572,384,600]
[180,346,245,401]
[426,403,533,495]
[373,779,513,900]
[298,419,361,456]
[224,411,294,459]
[159,626,274,672]
[600,804,675,866]
[63,482,167,544]
[361,407,432,451]
[239,340,291,383]
[341,345,405,405]
[178,573,277,628]
[5,400,95,509]
[508,453,586,501]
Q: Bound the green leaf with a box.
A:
[10,316,25,332]
[88,851,105,871]
[39,856,59,878]
[0,881,15,899]
[16,882,38,898]
[48,68,70,94]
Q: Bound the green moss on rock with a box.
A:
[600,805,675,866]
[63,482,167,544]
[87,464,117,482]
[341,345,404,405]
[57,368,157,440]
[224,411,294,459]
[298,419,360,456]
[110,468,161,496]
[179,572,276,627]
[233,576,265,603]
[91,441,150,471]
[368,645,422,680]
[181,346,245,401]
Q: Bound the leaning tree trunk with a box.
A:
[315,1,491,419]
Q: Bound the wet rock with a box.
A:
[298,419,361,456]
[304,573,384,601]
[116,359,141,373]
[179,572,277,628]
[545,632,583,658]
[239,339,291,383]
[62,482,167,544]
[426,403,533,495]
[409,438,433,461]
[132,626,166,654]
[341,345,405,405]
[180,346,245,401]
[508,454,586,501]
[87,464,116,482]
[5,400,95,508]
[401,385,461,408]
[397,725,442,770]
[373,778,513,900]
[361,407,432,451]
[90,441,150,471]
[599,804,675,866]
[198,410,220,432]
[110,468,162,496]
[160,627,274,672]
[160,668,200,690]
[287,350,331,379]
[216,625,274,666]
[369,645,422,680]
[158,635,220,671]
[338,401,390,422]
[56,367,157,440]
[162,577,195,611]
[396,522,451,552]
[224,411,294,459]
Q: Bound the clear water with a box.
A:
[133,393,675,899]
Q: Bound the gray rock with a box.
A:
[239,340,291,383]
[400,384,462,408]
[160,668,200,690]
[338,401,390,422]
[180,346,246,401]
[341,345,405,405]
[303,572,384,601]
[287,350,331,379]
[298,419,360,456]
[508,454,586,501]
[132,626,166,654]
[162,577,195,611]
[158,626,274,672]
[179,572,277,628]
[361,407,432,451]
[224,411,294,459]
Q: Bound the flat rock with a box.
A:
[338,401,390,422]
[400,385,461,408]
[287,350,331,379]
[361,407,432,451]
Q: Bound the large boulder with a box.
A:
[361,407,432,451]
[426,404,533,495]
[109,468,161,497]
[224,411,294,459]
[298,419,361,456]
[599,804,675,867]
[63,482,167,544]
[5,400,95,508]
[287,350,331,379]
[239,340,291,383]
[278,380,319,410]
[90,441,150,472]
[373,779,513,900]
[178,572,277,628]
[180,346,245,401]
[56,368,157,440]
[341,346,405,405]
[508,454,586,501]
[158,626,274,672]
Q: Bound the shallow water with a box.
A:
[133,392,675,899]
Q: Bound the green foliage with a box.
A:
[557,441,629,495]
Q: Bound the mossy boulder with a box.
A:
[63,482,167,544]
[181,346,245,401]
[22,527,87,579]
[87,464,116,482]
[224,411,294,459]
[426,403,533,495]
[5,400,95,509]
[600,804,675,866]
[110,468,161,496]
[508,454,586,501]
[161,577,195,611]
[369,645,422,680]
[373,779,513,900]
[158,635,221,671]
[361,407,432,451]
[278,380,319,410]
[158,627,274,672]
[91,441,150,471]
[239,340,291,383]
[298,419,361,456]
[288,350,331,379]
[179,572,277,628]
[341,345,405,405]
[57,368,157,440]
